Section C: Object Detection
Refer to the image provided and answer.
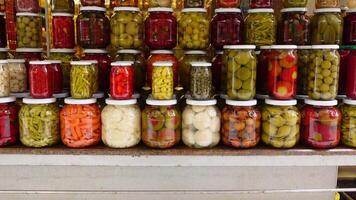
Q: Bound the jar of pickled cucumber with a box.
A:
[51,0,74,13]
[262,99,300,148]
[28,61,54,99]
[16,13,42,48]
[343,10,356,45]
[279,8,310,45]
[308,45,340,100]
[80,0,105,7]
[51,13,75,49]
[348,0,356,8]
[224,45,257,100]
[216,0,240,8]
[245,9,276,46]
[84,60,99,93]
[0,60,10,97]
[19,98,60,147]
[149,0,172,7]
[0,96,19,146]
[7,59,27,93]
[142,98,181,148]
[111,0,138,7]
[0,48,10,59]
[256,46,270,95]
[302,99,341,149]
[0,13,6,48]
[316,0,340,8]
[338,46,351,95]
[178,8,210,50]
[190,62,213,100]
[212,51,222,93]
[222,99,260,148]
[49,48,77,89]
[70,61,97,99]
[297,46,311,95]
[152,61,174,100]
[250,0,272,8]
[16,0,39,13]
[341,99,356,147]
[283,0,308,7]
[110,61,134,100]
[311,9,343,45]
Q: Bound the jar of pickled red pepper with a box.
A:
[81,0,105,7]
[216,0,240,8]
[16,13,42,48]
[7,59,27,93]
[53,91,68,108]
[16,0,39,13]
[0,48,9,59]
[316,0,340,8]
[0,13,6,48]
[302,99,341,149]
[0,96,19,146]
[70,61,97,99]
[262,99,300,148]
[47,60,63,94]
[152,61,174,100]
[343,9,356,45]
[51,0,74,13]
[245,9,276,46]
[311,9,343,45]
[222,99,260,148]
[338,46,351,96]
[348,0,356,8]
[145,7,177,50]
[52,13,75,49]
[111,0,138,7]
[29,61,54,99]
[0,60,10,97]
[256,46,270,95]
[102,98,141,148]
[77,7,110,49]
[279,8,310,45]
[110,61,134,100]
[283,0,308,7]
[341,99,356,147]
[178,8,210,50]
[149,0,172,7]
[190,62,213,100]
[297,46,311,95]
[19,98,60,147]
[249,0,272,8]
[142,98,181,148]
[184,0,204,7]
[49,48,76,89]
[212,51,222,93]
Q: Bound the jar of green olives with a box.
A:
[190,62,213,100]
[152,61,174,100]
[49,49,77,89]
[341,99,356,147]
[70,61,98,99]
[297,46,312,95]
[16,13,42,48]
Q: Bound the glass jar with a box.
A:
[245,9,276,46]
[216,0,240,8]
[47,60,63,94]
[29,61,54,99]
[338,46,350,95]
[212,51,222,93]
[190,62,212,100]
[152,61,174,100]
[267,45,298,100]
[343,10,356,45]
[19,98,59,147]
[49,48,76,89]
[145,8,177,50]
[211,8,243,50]
[178,8,210,50]
[0,97,19,146]
[0,48,9,59]
[256,46,270,95]
[297,46,311,95]
[80,0,105,7]
[51,0,74,13]
[16,0,39,13]
[53,91,68,108]
[184,0,204,7]
[341,99,356,147]
[249,0,272,9]
[261,99,300,148]
[346,47,356,98]
[110,61,134,100]
[52,13,75,49]
[0,60,10,97]
[0,13,6,48]
[348,0,356,8]
[283,0,308,7]
[70,61,97,99]
[111,0,138,7]
[311,9,343,45]
[302,99,341,149]
[279,8,310,45]
[222,99,260,148]
[77,7,110,49]
[142,98,181,148]
[308,45,340,100]
[149,0,172,7]
[182,99,220,148]
[102,98,141,148]
[7,59,27,93]
[16,13,42,48]
[316,0,340,8]
[224,45,257,100]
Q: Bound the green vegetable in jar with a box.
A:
[244,11,276,46]
[311,11,343,45]
[16,15,42,48]
[341,103,356,147]
[70,62,97,99]
[297,48,311,95]
[190,62,212,100]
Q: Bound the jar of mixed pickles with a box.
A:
[149,0,172,7]
[51,0,74,13]
[341,99,356,147]
[19,98,60,147]
[29,61,54,99]
[70,61,97,99]
[190,62,212,100]
[297,46,311,95]
[16,13,42,48]
[311,9,343,45]
[49,48,76,89]
[111,0,138,7]
[16,0,39,13]
[0,60,10,97]
[52,13,75,49]
[152,61,174,100]
[216,0,240,8]
[184,0,204,7]
[222,99,260,148]
[80,0,105,7]
[0,48,9,59]
[283,0,308,7]
[0,96,19,146]
[8,59,27,93]
[343,9,356,45]
[302,99,341,149]
[0,13,6,48]
[249,0,272,9]
[279,8,310,45]
[256,46,270,95]
[110,61,134,100]
[212,51,222,93]
[316,0,340,8]
[262,99,300,148]
[142,98,181,148]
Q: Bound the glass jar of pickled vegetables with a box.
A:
[190,62,212,100]
[19,98,60,147]
[182,99,220,148]
[47,60,63,94]
[51,0,74,13]
[216,0,240,8]
[341,99,356,147]
[211,8,243,50]
[297,46,311,95]
[145,8,177,50]
[77,7,110,49]
[52,13,75,49]
[81,0,105,7]
[49,48,76,89]
[102,98,141,148]
[262,99,300,148]
[283,0,308,7]
[0,96,19,146]
[178,8,210,50]
[348,0,356,8]
[308,45,340,100]
[142,98,181,148]
[249,0,272,9]
[7,59,27,93]
[0,13,6,48]
[267,45,298,100]
[53,91,68,108]
[70,61,97,99]
[311,9,343,45]
[279,8,310,45]
[29,61,54,99]
[16,0,39,13]
[343,9,356,45]
[222,99,260,148]
[245,9,276,46]
[338,46,351,95]
[110,61,134,100]
[152,61,174,100]
[0,60,10,97]
[0,48,9,59]
[149,0,172,7]
[184,0,204,7]
[256,46,270,95]
[212,51,222,93]
[302,99,341,149]
[111,0,138,7]
[16,13,42,48]
[316,0,340,8]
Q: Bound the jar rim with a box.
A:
[113,6,140,12]
[50,48,75,53]
[226,99,257,106]
[0,60,8,64]
[344,99,356,105]
[46,60,62,64]
[16,48,42,53]
[148,7,173,12]
[53,92,69,98]
[182,8,207,13]
[23,98,56,104]
[185,50,207,55]
[215,8,241,13]
[64,98,97,104]
[152,61,173,67]
[70,61,94,65]
[93,92,105,98]
[304,99,338,106]
[150,50,174,54]
[106,98,137,105]
[297,45,312,49]
[80,6,106,12]
[0,96,16,103]
[29,60,51,65]
[52,13,74,17]
[117,49,141,54]
[295,95,308,100]
[259,46,271,50]
[0,12,4,16]
[281,7,307,12]
[270,45,297,49]
[16,12,40,16]
[146,98,177,106]
[247,8,274,13]
[7,59,25,63]
[85,60,98,64]
[255,94,269,99]
[11,92,30,98]
[111,61,134,66]
[190,61,212,67]
[186,99,217,106]
[0,48,9,52]
[346,8,356,13]
[83,49,108,54]
[312,45,339,49]
[314,8,341,13]
[265,99,297,106]
[223,45,256,49]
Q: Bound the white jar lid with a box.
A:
[106,98,137,105]
[315,8,341,13]
[295,95,308,100]
[346,8,356,13]
[148,7,173,12]
[312,45,339,49]
[52,13,74,17]
[344,99,356,105]
[215,8,241,13]
[248,8,274,13]
[226,99,257,106]
[16,12,40,17]
[16,48,42,53]
[7,59,25,63]
[185,50,207,55]
[152,61,173,67]
[111,61,134,66]
[151,50,174,54]
[93,92,105,99]
[0,12,4,16]
[0,60,8,64]
[50,48,75,53]
[297,45,312,49]
[23,98,56,104]
[186,99,217,106]
[255,94,269,99]
[0,96,16,103]
[281,8,307,12]
[182,8,207,13]
[223,45,256,49]
[47,60,62,64]
[304,99,338,106]
[190,62,212,67]
[0,48,9,52]
[70,61,93,65]
[80,6,106,12]
[270,45,297,49]
[117,49,141,54]
[146,98,177,106]
[259,46,271,50]
[29,60,51,65]
[83,49,108,54]
[53,92,69,98]
[64,98,97,104]
[11,92,30,98]
[265,99,297,106]
[337,95,347,99]
[113,6,140,12]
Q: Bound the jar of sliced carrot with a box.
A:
[60,98,101,148]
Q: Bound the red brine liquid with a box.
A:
[338,49,350,95]
[346,49,356,98]
[110,63,134,99]
[16,0,39,13]
[343,12,356,45]
[29,62,54,98]
[52,14,75,49]
[0,102,19,146]
[48,62,63,93]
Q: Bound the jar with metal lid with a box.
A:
[29,61,54,99]
[0,60,10,97]
[184,0,204,7]
[311,9,343,45]
[283,0,308,7]
[216,0,240,8]
[244,9,276,46]
[279,8,310,45]
[297,46,311,95]
[49,48,77,89]
[343,9,356,45]
[178,8,210,50]
[262,99,300,148]
[212,51,222,93]
[110,0,138,7]
[0,13,6,48]
[256,46,269,95]
[348,0,356,8]
[102,98,141,148]
[0,48,9,59]
[341,99,356,147]
[190,62,212,100]
[302,99,341,149]
[222,99,260,148]
[0,96,19,146]
[53,91,68,108]
[77,6,110,49]
[110,61,134,100]
[145,7,177,50]
[211,8,243,50]
[70,61,97,99]
[80,0,105,7]
[316,0,340,8]
[142,98,181,149]
[19,98,60,147]
[249,0,272,9]
[149,0,172,7]
[16,13,42,48]
[52,13,75,49]
[8,59,27,93]
[152,61,174,100]
[16,0,39,13]
[51,0,74,13]
[11,92,30,107]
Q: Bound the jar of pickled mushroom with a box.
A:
[0,13,6,48]
[316,0,340,8]
[16,13,42,48]
[212,51,222,93]
[283,0,308,7]
[244,9,276,46]
[308,45,340,100]
[222,99,260,148]
[81,0,105,7]
[111,0,138,7]
[224,45,257,100]
[302,99,341,149]
[0,48,9,59]
[47,60,63,94]
[111,7,143,50]
[341,99,356,147]
[110,61,134,100]
[338,46,351,96]
[102,98,141,148]
[348,0,356,8]
[7,59,27,93]
[262,99,300,148]
[53,91,68,108]
[142,98,181,148]
[149,0,172,7]
[49,48,76,89]
[267,45,298,100]
[297,46,311,95]
[70,61,97,99]
[16,0,39,13]
[151,61,174,100]
[190,62,213,100]
[211,8,243,50]
[256,46,270,95]
[11,92,30,107]
[145,7,177,50]
[216,0,240,8]
[52,13,75,49]
[184,0,204,7]
[51,0,74,13]
[279,8,310,45]
[29,61,54,99]
[0,60,10,97]
[0,96,19,146]
[19,98,60,147]
[178,8,210,50]
[77,7,110,49]
[249,0,272,9]
[343,9,356,45]
[311,9,343,45]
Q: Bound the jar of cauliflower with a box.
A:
[101,98,141,148]
[182,99,221,148]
